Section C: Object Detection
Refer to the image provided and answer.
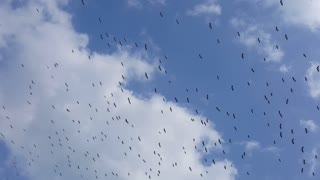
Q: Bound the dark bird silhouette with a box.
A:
[280,0,283,6]
[209,22,212,29]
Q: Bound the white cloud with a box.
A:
[306,63,320,99]
[187,0,221,17]
[244,141,260,151]
[300,120,319,133]
[304,148,319,176]
[252,0,320,31]
[239,141,260,152]
[279,64,290,73]
[230,17,284,62]
[127,0,166,8]
[0,0,237,180]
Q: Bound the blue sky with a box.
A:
[0,0,320,180]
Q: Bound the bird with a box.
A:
[317,66,319,72]
[280,0,283,6]
[209,22,212,29]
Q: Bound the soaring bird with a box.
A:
[280,0,283,6]
[209,22,212,29]
[317,66,319,72]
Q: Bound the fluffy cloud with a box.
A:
[127,0,166,8]
[0,0,237,180]
[252,0,320,31]
[230,17,284,62]
[306,63,320,99]
[243,141,260,152]
[279,64,290,73]
[300,120,319,133]
[187,0,221,17]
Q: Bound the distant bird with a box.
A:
[317,66,319,72]
[160,12,163,17]
[145,72,149,79]
[303,53,307,58]
[280,0,283,6]
[209,22,212,29]
[144,44,147,50]
[81,0,85,5]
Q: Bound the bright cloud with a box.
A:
[0,0,237,180]
[300,120,319,133]
[306,63,320,99]
[187,0,221,17]
[230,17,284,62]
[279,64,290,73]
[253,0,320,31]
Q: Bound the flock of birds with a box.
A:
[0,0,320,179]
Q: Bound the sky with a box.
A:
[0,0,320,180]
